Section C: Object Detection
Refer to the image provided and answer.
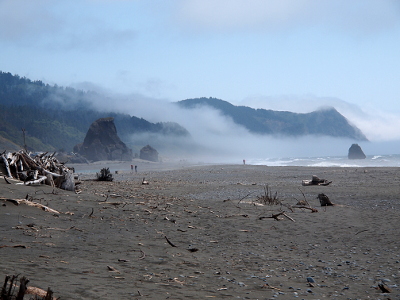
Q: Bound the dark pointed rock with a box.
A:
[74,117,132,162]
[348,143,366,159]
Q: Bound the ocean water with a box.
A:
[247,154,400,167]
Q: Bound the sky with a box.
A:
[1,0,400,158]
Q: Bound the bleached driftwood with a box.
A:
[0,150,76,191]
[292,205,319,212]
[1,153,12,177]
[16,175,47,186]
[42,169,63,177]
[1,275,58,300]
[26,286,57,299]
[1,197,60,214]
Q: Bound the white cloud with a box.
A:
[173,0,400,35]
[175,0,307,32]
[0,0,59,42]
[0,0,136,50]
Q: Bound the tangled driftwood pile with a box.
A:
[0,150,75,191]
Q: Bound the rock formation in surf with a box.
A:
[348,143,366,159]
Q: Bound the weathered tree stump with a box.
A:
[317,193,334,206]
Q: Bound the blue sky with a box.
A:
[1,0,400,149]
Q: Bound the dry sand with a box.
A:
[1,163,399,299]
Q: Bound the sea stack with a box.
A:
[348,144,366,159]
[140,145,159,162]
[73,117,133,162]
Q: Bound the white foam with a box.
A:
[246,154,400,167]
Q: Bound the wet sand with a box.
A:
[1,163,399,299]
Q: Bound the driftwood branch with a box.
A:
[292,188,318,212]
[297,187,311,206]
[259,211,295,222]
[292,205,318,212]
[282,212,296,222]
[17,175,47,186]
[0,197,60,214]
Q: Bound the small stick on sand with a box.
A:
[378,283,391,293]
[0,244,27,249]
[164,235,177,247]
[107,265,120,273]
[4,176,11,184]
[355,229,369,235]
[261,283,281,291]
[237,191,256,205]
[138,249,146,259]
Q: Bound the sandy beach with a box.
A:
[1,163,399,299]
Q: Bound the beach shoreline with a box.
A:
[1,164,399,299]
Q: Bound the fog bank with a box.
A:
[81,90,400,162]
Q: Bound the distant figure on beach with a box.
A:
[130,165,133,172]
[135,165,137,173]
[243,159,246,165]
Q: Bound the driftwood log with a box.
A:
[1,274,57,300]
[0,150,75,191]
[302,175,332,186]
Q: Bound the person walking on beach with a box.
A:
[135,165,137,173]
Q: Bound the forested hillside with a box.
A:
[0,71,189,152]
[177,97,367,141]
